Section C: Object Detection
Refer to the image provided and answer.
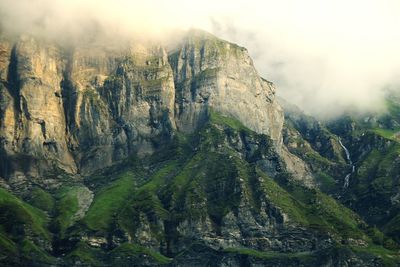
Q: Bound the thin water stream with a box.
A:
[338,138,355,188]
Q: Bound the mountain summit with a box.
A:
[0,30,283,180]
[0,30,399,266]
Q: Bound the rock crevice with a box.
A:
[0,31,284,188]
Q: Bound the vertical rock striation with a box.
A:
[0,36,76,189]
[169,31,283,146]
[0,30,285,188]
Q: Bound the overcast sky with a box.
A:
[1,0,400,118]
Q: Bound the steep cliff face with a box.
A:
[63,43,176,174]
[325,96,400,245]
[1,31,399,266]
[1,110,397,266]
[169,31,283,146]
[0,36,76,189]
[280,95,400,249]
[0,31,284,186]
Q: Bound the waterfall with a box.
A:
[338,137,355,188]
[338,138,352,165]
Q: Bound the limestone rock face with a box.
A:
[0,36,76,187]
[0,31,285,187]
[169,31,284,147]
[0,32,396,267]
[63,43,176,174]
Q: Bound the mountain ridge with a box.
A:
[0,30,284,184]
[0,30,399,266]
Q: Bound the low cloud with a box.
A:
[1,0,399,118]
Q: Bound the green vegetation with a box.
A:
[28,187,55,212]
[66,241,103,266]
[0,188,50,240]
[315,171,337,192]
[20,239,55,265]
[351,244,400,267]
[384,214,400,243]
[0,189,54,265]
[259,170,308,225]
[1,110,399,265]
[306,191,365,239]
[351,143,400,229]
[258,169,369,241]
[371,127,400,141]
[224,247,312,260]
[111,243,172,265]
[118,162,177,239]
[203,153,242,223]
[209,109,250,132]
[84,172,136,231]
[54,186,87,236]
[0,232,17,255]
[304,149,334,165]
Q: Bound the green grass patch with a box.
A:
[65,241,103,266]
[371,128,400,141]
[315,172,338,192]
[118,161,178,237]
[351,244,400,266]
[0,231,17,254]
[203,153,242,223]
[110,243,172,265]
[257,170,369,241]
[354,144,400,204]
[20,239,55,264]
[304,150,334,165]
[384,214,400,243]
[54,186,87,236]
[224,247,313,260]
[257,170,309,225]
[0,188,50,240]
[140,160,179,192]
[307,192,365,239]
[84,172,136,231]
[209,110,250,132]
[28,187,55,212]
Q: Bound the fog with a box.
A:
[1,0,400,118]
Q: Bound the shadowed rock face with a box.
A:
[0,31,284,187]
[0,31,399,267]
[0,36,76,188]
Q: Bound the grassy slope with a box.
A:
[286,96,400,250]
[84,172,136,231]
[54,186,89,236]
[110,243,172,265]
[1,111,399,265]
[0,188,55,264]
[99,112,399,264]
[109,105,400,264]
[27,187,55,212]
[0,188,50,240]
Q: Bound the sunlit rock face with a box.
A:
[0,30,284,185]
[0,36,77,188]
[169,31,283,146]
[0,31,398,267]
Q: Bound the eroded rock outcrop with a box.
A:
[0,30,284,187]
[169,31,283,146]
[0,36,76,190]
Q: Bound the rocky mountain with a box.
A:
[0,30,283,185]
[0,30,399,266]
